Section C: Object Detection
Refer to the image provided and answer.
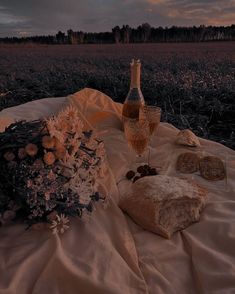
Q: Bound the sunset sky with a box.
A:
[0,0,234,37]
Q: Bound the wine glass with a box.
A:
[139,105,161,138]
[139,105,162,170]
[124,118,150,166]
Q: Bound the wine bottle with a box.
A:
[122,59,145,121]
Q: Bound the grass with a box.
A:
[0,42,234,149]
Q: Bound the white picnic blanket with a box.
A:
[0,88,235,294]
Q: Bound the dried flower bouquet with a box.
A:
[0,106,107,234]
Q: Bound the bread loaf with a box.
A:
[119,175,207,238]
[176,129,201,147]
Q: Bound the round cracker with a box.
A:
[199,156,226,181]
[176,152,199,174]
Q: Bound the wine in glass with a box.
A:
[124,118,150,165]
[139,105,161,137]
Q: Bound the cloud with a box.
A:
[208,12,235,25]
[0,0,234,37]
[145,0,235,26]
[146,0,165,4]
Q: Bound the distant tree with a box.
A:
[121,25,131,43]
[0,24,235,45]
[112,26,121,43]
[56,31,66,44]
[141,23,151,42]
[68,29,76,44]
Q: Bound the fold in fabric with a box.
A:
[0,88,235,294]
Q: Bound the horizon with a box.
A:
[1,23,235,39]
[0,0,235,38]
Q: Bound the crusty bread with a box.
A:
[119,175,207,239]
[199,156,226,181]
[176,152,200,174]
[176,129,201,147]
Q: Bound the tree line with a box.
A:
[1,24,235,44]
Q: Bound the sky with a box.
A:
[0,0,235,37]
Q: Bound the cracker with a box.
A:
[176,152,200,174]
[199,156,226,181]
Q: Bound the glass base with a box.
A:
[133,148,150,167]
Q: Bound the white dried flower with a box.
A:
[50,214,70,234]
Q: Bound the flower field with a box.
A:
[0,42,234,149]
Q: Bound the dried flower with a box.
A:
[54,138,64,149]
[50,214,70,234]
[3,152,15,161]
[46,106,83,145]
[47,170,56,181]
[40,125,48,135]
[42,136,55,149]
[18,148,27,159]
[47,210,57,221]
[0,106,107,234]
[25,143,38,157]
[43,152,56,165]
[54,146,66,159]
[32,159,44,170]
[60,121,70,131]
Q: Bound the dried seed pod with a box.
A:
[42,136,55,149]
[54,137,64,150]
[43,152,56,165]
[3,152,15,162]
[25,144,38,157]
[18,148,27,159]
[54,146,66,160]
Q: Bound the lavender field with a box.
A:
[0,42,234,149]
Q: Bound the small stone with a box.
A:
[126,170,135,180]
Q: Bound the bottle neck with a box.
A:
[130,62,141,89]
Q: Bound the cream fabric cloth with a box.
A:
[0,88,235,294]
